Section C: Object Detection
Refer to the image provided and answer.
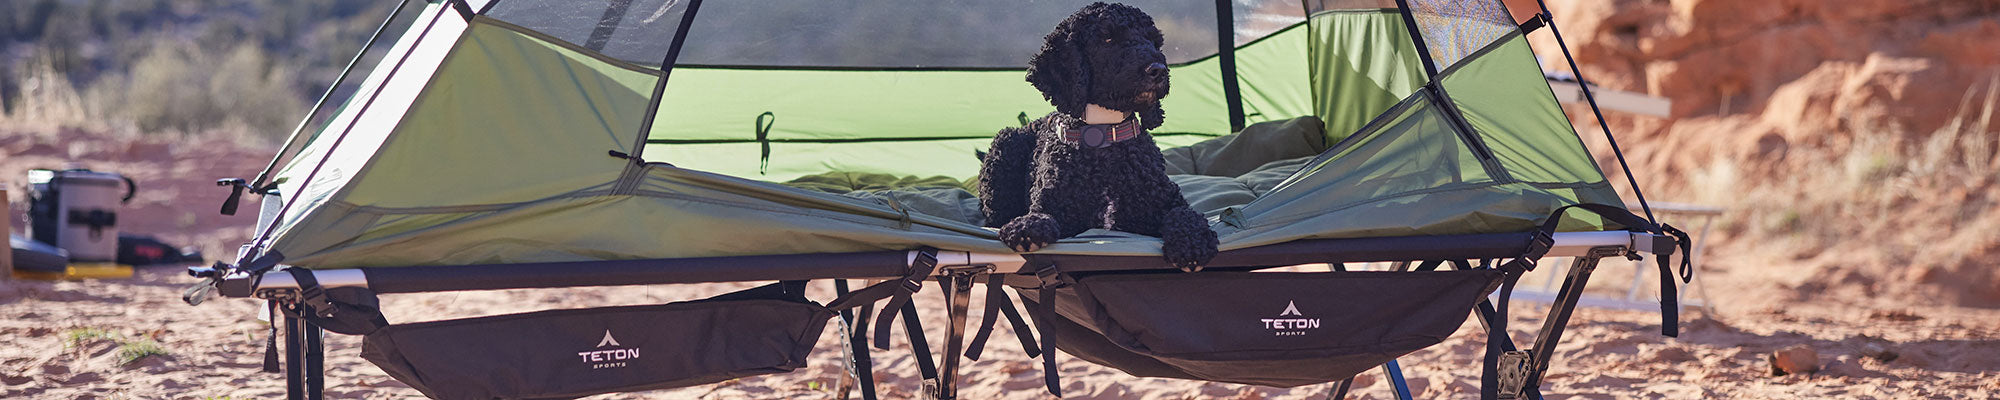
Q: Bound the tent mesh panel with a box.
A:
[487,0,1229,68]
[485,0,688,66]
[1405,0,1516,70]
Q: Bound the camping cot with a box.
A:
[183,0,1695,399]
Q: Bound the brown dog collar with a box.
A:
[1062,117,1143,148]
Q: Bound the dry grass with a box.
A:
[2,41,303,146]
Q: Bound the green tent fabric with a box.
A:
[257,3,1628,269]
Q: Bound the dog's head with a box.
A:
[1027,2,1169,130]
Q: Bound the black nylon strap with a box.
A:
[263,300,281,373]
[755,112,775,175]
[1517,13,1547,34]
[1025,259,1068,397]
[1480,269,1524,400]
[283,268,337,318]
[852,248,936,350]
[1534,204,1688,337]
[1033,287,1062,398]
[901,301,940,383]
[965,275,1041,360]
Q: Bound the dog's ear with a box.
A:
[1027,18,1090,119]
[1140,102,1165,131]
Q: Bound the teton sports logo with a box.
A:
[577,330,640,369]
[1260,301,1321,336]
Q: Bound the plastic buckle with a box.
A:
[1496,350,1533,399]
[296,286,336,318]
[1033,263,1068,290]
[1527,230,1555,256]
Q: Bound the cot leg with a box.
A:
[1383,359,1413,400]
[282,311,324,400]
[934,269,980,400]
[305,321,323,400]
[833,279,878,400]
[284,314,302,400]
[1326,378,1354,400]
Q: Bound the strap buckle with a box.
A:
[1525,230,1554,258]
[1033,262,1068,290]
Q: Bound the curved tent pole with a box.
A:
[1215,0,1245,132]
[1526,0,1660,229]
[614,0,706,195]
[1389,0,1441,79]
[243,4,459,259]
[248,0,416,191]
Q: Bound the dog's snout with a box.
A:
[1145,63,1167,78]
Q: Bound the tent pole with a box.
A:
[1215,0,1245,132]
[1526,2,1659,228]
[246,4,457,252]
[614,0,707,195]
[1390,0,1440,79]
[249,0,416,190]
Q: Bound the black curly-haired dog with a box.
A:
[978,2,1218,271]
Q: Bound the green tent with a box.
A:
[196,2,1699,399]
[247,0,1622,269]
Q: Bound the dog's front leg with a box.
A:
[1001,156,1098,252]
[1158,205,1219,272]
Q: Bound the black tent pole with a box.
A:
[614,0,706,194]
[1215,0,1245,132]
[1527,2,1659,228]
[249,0,414,190]
[1390,0,1440,79]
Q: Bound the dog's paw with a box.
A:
[1161,209,1219,272]
[1000,213,1060,252]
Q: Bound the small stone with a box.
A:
[1769,345,1821,376]
[1858,342,1899,362]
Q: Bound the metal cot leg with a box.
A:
[1382,359,1414,400]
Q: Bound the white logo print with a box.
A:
[1279,301,1303,316]
[1260,300,1321,336]
[578,330,640,369]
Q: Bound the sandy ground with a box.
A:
[4,129,1998,399]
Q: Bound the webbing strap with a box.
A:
[1025,259,1069,397]
[965,274,1041,361]
[263,300,281,373]
[866,249,936,349]
[283,268,336,318]
[901,301,941,386]
[814,248,941,392]
[1480,269,1525,400]
[1535,203,1688,337]
[1657,223,1694,337]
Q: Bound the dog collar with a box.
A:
[1062,117,1143,148]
